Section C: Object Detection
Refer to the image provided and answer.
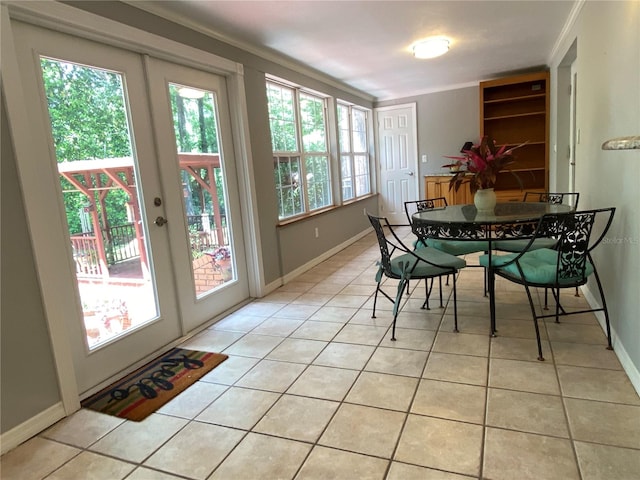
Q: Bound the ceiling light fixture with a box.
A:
[412,37,450,59]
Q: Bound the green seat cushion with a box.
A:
[492,238,558,252]
[479,248,594,285]
[391,247,466,277]
[425,239,490,256]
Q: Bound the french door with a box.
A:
[12,21,249,394]
[145,57,248,332]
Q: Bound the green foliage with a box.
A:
[274,156,303,218]
[41,59,132,161]
[266,83,297,152]
[299,94,326,152]
[41,59,132,233]
[40,60,227,236]
[168,84,225,217]
[267,82,331,219]
[305,155,330,210]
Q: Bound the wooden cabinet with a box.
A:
[480,71,549,202]
[424,175,472,205]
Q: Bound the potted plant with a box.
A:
[443,136,526,211]
[208,246,233,281]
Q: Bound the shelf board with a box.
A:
[483,93,546,104]
[502,141,545,147]
[505,167,546,173]
[484,111,546,121]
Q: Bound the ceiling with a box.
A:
[135,1,578,101]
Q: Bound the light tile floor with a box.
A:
[3,229,640,479]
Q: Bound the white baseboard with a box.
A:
[0,402,66,455]
[581,285,640,397]
[282,228,373,285]
[261,228,373,297]
[262,277,284,297]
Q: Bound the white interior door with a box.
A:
[145,57,249,332]
[375,104,418,224]
[12,21,248,395]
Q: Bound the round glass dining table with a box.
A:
[411,202,573,227]
[411,201,574,336]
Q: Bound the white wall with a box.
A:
[550,0,640,389]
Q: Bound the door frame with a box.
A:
[373,103,419,222]
[2,1,263,415]
[569,62,578,196]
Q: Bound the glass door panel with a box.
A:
[13,21,183,394]
[145,57,249,332]
[40,58,159,349]
[167,83,235,297]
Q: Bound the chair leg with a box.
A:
[488,268,497,336]
[452,271,459,333]
[523,283,545,361]
[438,276,443,308]
[391,310,399,341]
[550,288,567,320]
[574,286,580,297]
[592,270,613,350]
[372,283,381,319]
[392,278,408,341]
[483,267,488,297]
[445,274,450,286]
[543,287,549,310]
[421,278,434,310]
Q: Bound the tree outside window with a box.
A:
[267,81,331,219]
[338,103,371,201]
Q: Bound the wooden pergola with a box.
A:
[59,153,223,279]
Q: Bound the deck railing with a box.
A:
[71,234,104,277]
[72,218,229,277]
[105,223,139,264]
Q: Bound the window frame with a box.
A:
[267,79,332,220]
[337,102,372,202]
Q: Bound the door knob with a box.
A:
[406,171,414,176]
[154,216,168,227]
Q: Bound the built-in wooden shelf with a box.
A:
[480,71,550,200]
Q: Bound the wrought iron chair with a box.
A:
[479,208,615,361]
[494,192,580,253]
[523,191,580,209]
[405,198,490,288]
[404,198,490,256]
[494,191,582,306]
[368,213,466,340]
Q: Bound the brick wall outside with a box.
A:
[192,255,225,295]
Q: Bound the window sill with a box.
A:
[277,194,377,227]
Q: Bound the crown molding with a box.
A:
[122,1,375,102]
[548,0,586,64]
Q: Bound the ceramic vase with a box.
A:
[474,188,497,212]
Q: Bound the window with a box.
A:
[267,81,331,219]
[338,103,371,201]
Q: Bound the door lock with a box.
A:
[154,216,168,226]
[154,197,162,206]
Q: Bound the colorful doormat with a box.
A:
[81,348,228,421]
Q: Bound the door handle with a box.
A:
[405,171,414,176]
[154,216,168,227]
